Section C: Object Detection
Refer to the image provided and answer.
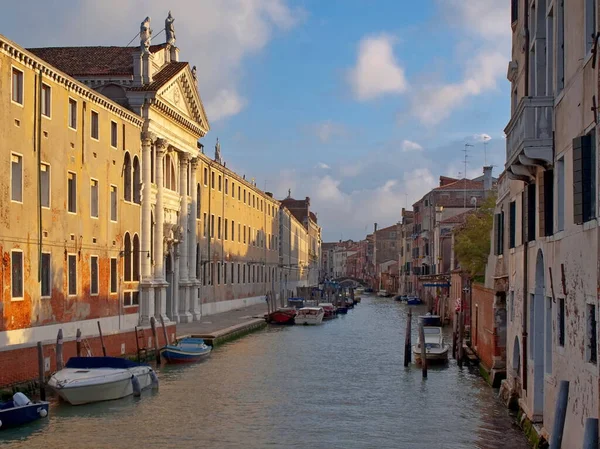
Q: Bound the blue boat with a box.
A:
[336,306,348,314]
[160,337,212,364]
[407,296,423,305]
[0,393,49,430]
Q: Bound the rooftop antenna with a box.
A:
[463,144,473,209]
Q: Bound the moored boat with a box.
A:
[318,303,337,320]
[0,393,49,430]
[295,307,325,325]
[48,357,157,405]
[412,315,448,363]
[287,298,305,309]
[406,296,422,305]
[336,306,348,314]
[161,337,212,364]
[265,308,297,325]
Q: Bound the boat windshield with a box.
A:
[424,328,441,334]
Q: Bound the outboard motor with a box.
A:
[12,392,31,407]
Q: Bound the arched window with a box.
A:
[123,153,132,202]
[164,154,177,191]
[133,234,140,281]
[133,156,141,204]
[124,232,132,282]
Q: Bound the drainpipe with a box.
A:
[522,1,530,392]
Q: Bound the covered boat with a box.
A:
[318,303,337,320]
[265,307,297,324]
[48,357,157,405]
[161,338,212,364]
[0,393,49,430]
[412,316,448,363]
[295,307,325,325]
[287,298,305,309]
[406,296,423,305]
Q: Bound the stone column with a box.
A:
[188,157,201,321]
[139,132,155,325]
[178,153,193,323]
[154,138,169,322]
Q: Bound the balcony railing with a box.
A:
[505,96,553,166]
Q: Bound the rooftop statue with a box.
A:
[165,11,176,46]
[140,16,152,53]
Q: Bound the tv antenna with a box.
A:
[463,144,473,209]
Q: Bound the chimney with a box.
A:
[483,166,493,192]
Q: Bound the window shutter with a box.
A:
[509,201,516,248]
[522,190,528,243]
[500,211,505,255]
[573,136,585,224]
[581,135,594,222]
[493,214,500,255]
[538,171,545,237]
[527,183,536,242]
[544,169,554,236]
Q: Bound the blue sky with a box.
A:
[0,0,510,241]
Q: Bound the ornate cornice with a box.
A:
[151,98,206,137]
[0,35,144,128]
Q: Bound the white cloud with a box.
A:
[312,120,347,143]
[316,162,331,169]
[8,0,302,122]
[401,140,423,152]
[348,34,408,101]
[410,1,510,125]
[471,133,492,142]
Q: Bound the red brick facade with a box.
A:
[471,283,506,375]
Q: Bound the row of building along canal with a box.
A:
[1,295,530,449]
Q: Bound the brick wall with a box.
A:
[471,283,496,370]
[0,324,175,388]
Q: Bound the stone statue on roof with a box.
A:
[165,11,176,46]
[215,138,222,164]
[140,17,152,53]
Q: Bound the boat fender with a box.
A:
[131,374,141,397]
[38,407,48,418]
[150,370,159,390]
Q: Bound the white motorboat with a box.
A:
[377,289,389,297]
[295,307,325,325]
[412,316,449,363]
[48,357,158,405]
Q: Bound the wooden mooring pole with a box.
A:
[56,329,64,371]
[549,380,569,449]
[97,321,107,357]
[452,311,458,359]
[404,309,412,367]
[37,341,46,401]
[76,328,82,357]
[418,320,427,378]
[150,317,161,365]
[457,311,464,368]
[159,315,170,346]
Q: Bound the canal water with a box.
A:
[1,296,530,449]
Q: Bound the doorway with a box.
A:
[532,250,545,417]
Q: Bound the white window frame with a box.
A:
[40,252,51,298]
[11,66,24,106]
[41,82,51,118]
[67,171,77,214]
[67,253,77,297]
[110,184,118,222]
[90,255,99,296]
[40,162,51,209]
[11,152,23,204]
[68,97,77,130]
[90,110,99,141]
[90,178,99,219]
[110,120,118,148]
[11,249,24,301]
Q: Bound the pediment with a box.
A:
[156,66,210,135]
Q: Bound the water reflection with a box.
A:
[1,297,529,449]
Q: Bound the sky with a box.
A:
[0,0,511,242]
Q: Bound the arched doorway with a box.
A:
[512,335,521,377]
[165,252,174,320]
[533,249,545,417]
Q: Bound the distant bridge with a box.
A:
[330,277,368,288]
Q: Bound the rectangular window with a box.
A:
[573,133,597,224]
[40,252,51,297]
[238,186,241,200]
[90,256,99,295]
[232,182,235,198]
[217,263,221,285]
[509,201,516,248]
[41,83,51,117]
[557,0,565,92]
[243,265,246,283]
[90,179,99,218]
[543,169,554,236]
[586,0,596,54]
[558,297,565,346]
[203,167,208,186]
[91,110,99,139]
[11,251,23,299]
[237,263,240,283]
[494,212,504,255]
[110,185,117,221]
[509,291,515,322]
[110,121,118,148]
[211,171,215,189]
[68,254,77,296]
[11,154,22,202]
[203,263,207,286]
[211,214,215,238]
[110,258,117,293]
[244,190,247,203]
[218,175,222,191]
[210,262,214,285]
[203,212,207,237]
[588,304,597,364]
[218,217,222,239]
[225,219,228,240]
[557,158,565,231]
[244,225,247,244]
[68,98,77,129]
[68,172,77,213]
[224,262,228,284]
[231,263,235,284]
[232,221,235,241]
[238,224,241,243]
[12,68,23,104]
[40,163,50,208]
[511,0,518,23]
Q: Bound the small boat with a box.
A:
[48,357,157,405]
[336,306,348,314]
[407,296,423,305]
[318,303,337,320]
[377,289,389,297]
[265,308,297,325]
[287,298,305,309]
[295,307,325,325]
[0,392,49,430]
[161,337,212,364]
[412,315,449,363]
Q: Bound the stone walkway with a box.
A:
[176,302,269,337]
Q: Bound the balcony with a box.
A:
[504,96,554,180]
